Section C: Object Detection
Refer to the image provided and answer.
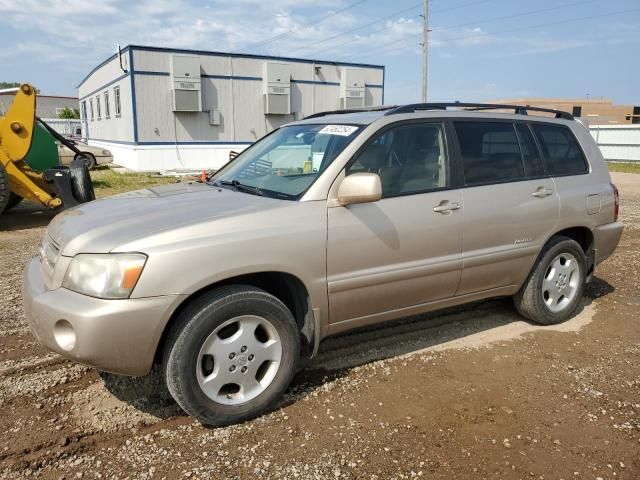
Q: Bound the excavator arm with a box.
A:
[0,84,62,209]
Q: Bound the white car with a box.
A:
[58,140,112,170]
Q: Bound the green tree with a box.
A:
[0,81,40,93]
[0,81,21,89]
[57,107,80,119]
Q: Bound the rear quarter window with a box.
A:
[531,124,588,176]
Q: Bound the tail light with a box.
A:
[611,183,620,222]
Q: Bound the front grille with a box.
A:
[39,234,60,285]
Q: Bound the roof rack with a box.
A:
[303,105,397,120]
[383,102,574,120]
[303,102,574,121]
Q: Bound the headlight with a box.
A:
[63,253,147,299]
[102,150,111,156]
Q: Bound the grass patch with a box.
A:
[608,162,640,174]
[90,166,180,198]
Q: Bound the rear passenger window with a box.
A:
[531,124,588,176]
[455,122,524,185]
[515,124,545,178]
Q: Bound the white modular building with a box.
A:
[78,45,385,171]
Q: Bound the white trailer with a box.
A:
[78,45,385,171]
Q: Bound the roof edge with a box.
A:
[77,44,384,89]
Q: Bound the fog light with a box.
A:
[54,320,76,351]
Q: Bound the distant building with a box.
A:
[77,44,385,171]
[493,98,639,125]
[0,92,79,119]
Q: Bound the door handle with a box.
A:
[433,202,461,213]
[532,187,553,198]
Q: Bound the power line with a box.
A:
[345,1,626,61]
[298,0,496,57]
[242,0,370,51]
[291,2,422,56]
[432,0,600,35]
[346,0,600,59]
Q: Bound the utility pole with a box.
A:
[421,0,429,102]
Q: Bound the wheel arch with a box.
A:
[551,226,594,253]
[548,226,595,277]
[154,271,316,366]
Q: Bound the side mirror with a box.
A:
[337,172,382,206]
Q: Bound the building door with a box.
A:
[81,100,88,141]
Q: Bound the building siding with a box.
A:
[0,94,78,119]
[78,45,384,170]
[78,51,134,144]
[495,97,639,125]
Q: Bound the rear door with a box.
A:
[452,120,559,295]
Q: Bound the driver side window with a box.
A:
[346,122,448,198]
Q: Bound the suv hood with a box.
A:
[48,182,283,256]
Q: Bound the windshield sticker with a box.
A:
[312,152,324,171]
[318,125,358,136]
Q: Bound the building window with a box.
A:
[96,95,101,120]
[113,86,121,117]
[89,98,94,121]
[572,106,582,117]
[633,106,640,125]
[104,91,110,119]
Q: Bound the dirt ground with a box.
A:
[1,173,639,480]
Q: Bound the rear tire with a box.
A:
[0,164,9,214]
[69,158,95,203]
[76,152,97,170]
[163,285,300,426]
[514,236,586,325]
[5,193,23,211]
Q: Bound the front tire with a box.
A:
[163,286,300,426]
[5,193,23,211]
[514,236,586,325]
[0,163,9,214]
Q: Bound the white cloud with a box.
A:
[0,0,385,67]
[0,0,119,16]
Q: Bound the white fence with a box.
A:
[40,118,81,137]
[41,118,640,164]
[590,125,640,163]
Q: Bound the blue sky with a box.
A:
[0,0,637,105]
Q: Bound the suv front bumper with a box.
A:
[22,256,184,376]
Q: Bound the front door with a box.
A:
[326,121,463,327]
[452,120,560,295]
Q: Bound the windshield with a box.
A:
[211,123,363,199]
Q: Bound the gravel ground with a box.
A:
[0,172,638,479]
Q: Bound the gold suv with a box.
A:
[23,103,623,426]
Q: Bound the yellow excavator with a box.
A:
[0,83,95,215]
